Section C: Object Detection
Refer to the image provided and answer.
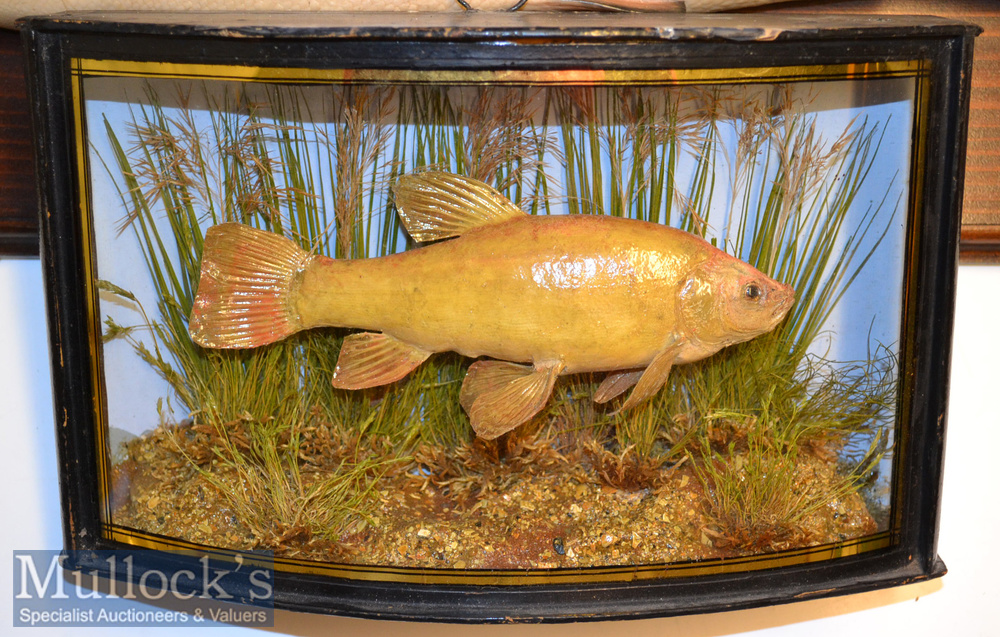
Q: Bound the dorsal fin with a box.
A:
[392,171,526,242]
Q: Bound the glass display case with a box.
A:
[23,11,977,622]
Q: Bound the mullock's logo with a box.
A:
[13,550,273,627]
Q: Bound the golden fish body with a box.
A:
[190,171,794,439]
[300,214,701,374]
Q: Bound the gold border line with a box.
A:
[105,524,892,585]
[74,59,926,86]
[71,58,115,529]
[890,58,933,535]
[72,58,926,585]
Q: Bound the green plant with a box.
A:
[693,404,886,551]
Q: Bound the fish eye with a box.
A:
[744,282,762,301]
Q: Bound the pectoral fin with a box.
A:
[331,332,431,390]
[594,370,644,404]
[459,360,564,440]
[616,340,684,413]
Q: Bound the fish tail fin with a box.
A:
[189,223,314,349]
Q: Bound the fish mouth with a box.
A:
[771,285,796,320]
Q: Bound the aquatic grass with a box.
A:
[317,354,472,451]
[675,93,898,537]
[166,408,394,546]
[551,83,898,438]
[693,405,887,551]
[693,415,806,549]
[103,94,311,425]
[398,85,550,208]
[317,86,396,259]
[674,336,896,544]
[554,86,691,222]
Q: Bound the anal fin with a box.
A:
[459,360,564,440]
[331,332,431,390]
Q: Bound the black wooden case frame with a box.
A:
[23,11,976,623]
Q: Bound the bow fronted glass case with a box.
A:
[24,11,976,621]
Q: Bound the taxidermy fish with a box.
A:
[189,171,794,439]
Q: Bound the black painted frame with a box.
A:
[21,11,977,622]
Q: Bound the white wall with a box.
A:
[1,257,996,636]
